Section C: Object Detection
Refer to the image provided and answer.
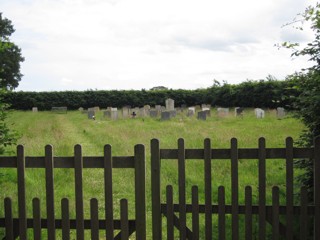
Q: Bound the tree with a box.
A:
[0,13,24,90]
[282,3,320,200]
[0,13,21,154]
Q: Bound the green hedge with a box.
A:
[4,78,299,110]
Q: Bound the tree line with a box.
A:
[3,78,299,110]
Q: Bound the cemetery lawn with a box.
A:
[1,109,305,239]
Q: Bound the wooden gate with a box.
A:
[151,137,320,239]
[0,144,146,239]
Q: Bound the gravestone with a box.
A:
[155,105,162,111]
[32,107,38,112]
[165,98,175,111]
[111,108,118,120]
[255,108,265,118]
[202,107,211,117]
[93,106,100,112]
[149,109,158,118]
[235,107,244,117]
[78,107,84,111]
[88,110,95,119]
[197,111,207,120]
[187,107,195,117]
[161,111,171,121]
[277,107,285,119]
[217,108,229,117]
[202,104,211,109]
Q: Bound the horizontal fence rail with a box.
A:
[0,144,146,240]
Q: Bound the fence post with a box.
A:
[17,145,27,240]
[231,138,239,240]
[258,137,266,239]
[74,144,84,240]
[104,144,114,240]
[135,144,146,240]
[314,137,320,240]
[151,138,161,240]
[204,138,212,240]
[178,138,186,240]
[45,144,55,240]
[285,137,294,239]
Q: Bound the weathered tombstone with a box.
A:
[88,110,95,119]
[202,107,211,117]
[235,107,244,117]
[187,107,195,117]
[93,106,100,112]
[202,104,211,109]
[149,109,158,118]
[165,98,175,111]
[197,111,207,120]
[78,107,84,111]
[144,105,151,110]
[217,108,229,117]
[255,108,265,118]
[32,107,38,112]
[276,107,285,119]
[155,105,162,111]
[111,108,118,120]
[161,111,171,121]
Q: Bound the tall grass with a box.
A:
[0,108,305,239]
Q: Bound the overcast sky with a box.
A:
[1,0,318,91]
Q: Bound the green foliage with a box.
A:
[0,89,18,154]
[0,13,24,90]
[282,3,320,200]
[4,78,298,110]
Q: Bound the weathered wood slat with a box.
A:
[178,138,186,240]
[159,204,316,215]
[120,199,129,240]
[17,145,27,240]
[204,138,212,240]
[231,138,239,240]
[192,186,199,240]
[272,186,280,240]
[159,148,313,160]
[0,156,135,168]
[4,197,14,240]
[134,144,146,240]
[286,137,294,240]
[45,145,55,240]
[218,186,226,240]
[300,187,308,239]
[104,144,114,240]
[0,218,137,229]
[245,186,252,240]
[90,198,99,240]
[258,138,266,239]
[151,138,161,240]
[74,145,84,240]
[32,198,41,240]
[61,198,70,240]
[166,185,174,240]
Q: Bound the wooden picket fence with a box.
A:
[0,144,146,240]
[0,137,319,239]
[151,137,320,240]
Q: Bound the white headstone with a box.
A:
[255,108,265,118]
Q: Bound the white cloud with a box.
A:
[1,0,318,91]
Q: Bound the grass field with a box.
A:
[0,108,305,239]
